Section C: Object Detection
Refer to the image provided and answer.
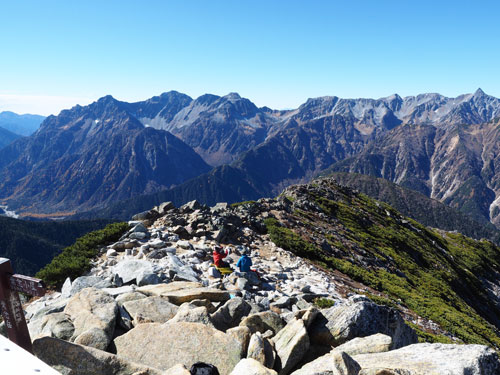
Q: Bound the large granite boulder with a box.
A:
[353,343,500,375]
[137,281,202,296]
[169,304,214,326]
[68,276,113,296]
[240,311,285,336]
[230,358,278,375]
[122,296,179,325]
[137,281,229,304]
[309,296,417,349]
[272,318,310,375]
[290,349,361,375]
[211,297,253,331]
[113,260,155,284]
[64,288,118,350]
[114,322,244,375]
[336,334,392,356]
[247,331,275,369]
[33,336,163,375]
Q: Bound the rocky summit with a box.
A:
[12,177,500,374]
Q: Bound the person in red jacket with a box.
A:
[213,245,230,268]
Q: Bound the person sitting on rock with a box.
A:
[236,249,252,272]
[213,245,230,268]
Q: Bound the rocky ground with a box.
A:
[10,197,500,374]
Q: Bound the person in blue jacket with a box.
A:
[236,248,252,272]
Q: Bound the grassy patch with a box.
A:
[265,187,500,349]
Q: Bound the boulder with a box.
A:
[137,281,202,296]
[156,201,175,215]
[180,200,203,212]
[61,277,72,298]
[101,285,136,297]
[114,322,244,375]
[122,296,179,325]
[353,343,500,375]
[64,287,118,350]
[132,210,160,223]
[113,260,155,284]
[211,297,253,331]
[33,336,163,375]
[227,326,252,357]
[308,296,417,349]
[290,350,361,375]
[136,272,161,287]
[164,364,191,375]
[69,276,113,296]
[336,334,392,356]
[169,304,214,327]
[272,318,310,375]
[240,311,285,336]
[115,291,147,306]
[167,254,200,282]
[162,287,230,305]
[37,312,75,341]
[247,331,275,369]
[230,358,278,375]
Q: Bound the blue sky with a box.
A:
[1,0,499,115]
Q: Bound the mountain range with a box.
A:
[2,89,500,224]
[0,111,45,136]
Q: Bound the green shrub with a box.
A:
[313,297,336,308]
[36,222,129,288]
[230,200,256,208]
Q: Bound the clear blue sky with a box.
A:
[1,0,499,115]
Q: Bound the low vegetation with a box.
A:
[36,222,129,288]
[265,181,500,348]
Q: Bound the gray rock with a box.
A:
[291,350,361,375]
[129,231,147,240]
[180,200,203,213]
[177,240,193,249]
[156,201,175,215]
[131,222,148,233]
[132,210,160,223]
[137,272,161,286]
[169,304,213,327]
[309,296,417,349]
[115,291,147,306]
[227,326,252,358]
[122,296,179,325]
[247,331,275,369]
[211,297,253,331]
[354,343,500,375]
[33,336,163,375]
[230,358,278,375]
[273,318,310,375]
[69,276,113,296]
[336,333,392,356]
[101,284,136,297]
[114,322,244,374]
[240,311,285,336]
[64,287,118,350]
[37,312,75,341]
[61,277,72,298]
[113,260,155,283]
[168,253,200,283]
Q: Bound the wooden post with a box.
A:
[0,258,46,354]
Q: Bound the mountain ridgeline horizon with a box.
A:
[2,88,500,232]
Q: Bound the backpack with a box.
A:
[190,362,220,375]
